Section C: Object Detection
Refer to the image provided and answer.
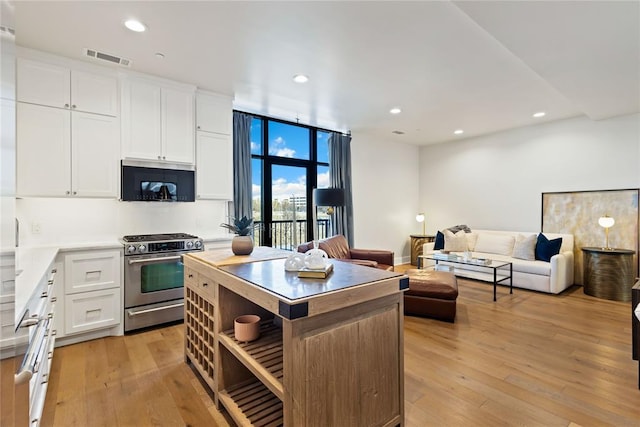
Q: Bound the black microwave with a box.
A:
[121,163,195,202]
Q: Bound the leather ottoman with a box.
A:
[404,269,458,322]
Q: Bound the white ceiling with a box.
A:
[13,1,640,146]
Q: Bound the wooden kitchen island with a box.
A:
[183,247,408,427]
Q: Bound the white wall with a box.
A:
[351,133,421,264]
[419,113,640,233]
[16,198,230,247]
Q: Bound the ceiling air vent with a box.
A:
[83,48,132,67]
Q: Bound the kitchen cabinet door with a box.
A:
[17,58,118,116]
[196,132,232,200]
[16,102,70,197]
[121,79,162,161]
[162,87,194,164]
[72,112,119,197]
[17,58,69,109]
[196,92,232,135]
[71,70,118,116]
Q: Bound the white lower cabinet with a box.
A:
[65,288,120,335]
[57,249,122,342]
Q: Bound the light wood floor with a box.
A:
[41,266,640,426]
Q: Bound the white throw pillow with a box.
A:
[466,232,478,251]
[512,234,537,260]
[443,229,467,252]
[474,233,515,256]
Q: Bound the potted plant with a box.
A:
[220,216,256,255]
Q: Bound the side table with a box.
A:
[410,234,435,266]
[581,247,636,301]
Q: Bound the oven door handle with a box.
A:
[127,302,184,317]
[127,255,183,265]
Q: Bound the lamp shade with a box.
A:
[416,213,425,223]
[314,188,345,207]
[598,216,615,228]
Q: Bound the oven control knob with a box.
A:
[194,240,202,249]
[127,245,137,254]
[186,241,194,249]
[138,244,147,253]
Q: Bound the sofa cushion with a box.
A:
[443,229,467,252]
[434,231,445,250]
[512,234,537,260]
[466,232,478,251]
[535,233,562,262]
[474,233,515,256]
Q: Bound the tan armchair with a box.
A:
[297,234,394,271]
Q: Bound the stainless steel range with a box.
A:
[123,233,203,332]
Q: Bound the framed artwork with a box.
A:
[542,189,639,285]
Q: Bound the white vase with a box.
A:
[232,235,254,255]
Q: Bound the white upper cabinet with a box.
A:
[121,77,195,164]
[17,57,118,116]
[17,103,118,198]
[196,132,232,200]
[163,87,195,164]
[196,92,232,135]
[17,103,71,197]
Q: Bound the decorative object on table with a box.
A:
[598,214,615,250]
[298,262,334,279]
[284,252,306,271]
[233,314,261,342]
[304,242,329,269]
[220,215,257,255]
[416,213,426,235]
[313,188,345,239]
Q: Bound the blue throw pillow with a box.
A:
[535,233,563,262]
[434,231,445,250]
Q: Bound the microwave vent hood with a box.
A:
[121,160,195,202]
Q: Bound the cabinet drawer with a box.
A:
[65,288,120,335]
[184,267,197,288]
[65,250,120,294]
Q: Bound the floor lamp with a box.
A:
[313,188,345,242]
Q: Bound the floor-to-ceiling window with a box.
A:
[248,114,331,249]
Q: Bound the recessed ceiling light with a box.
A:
[124,19,146,32]
[293,74,309,83]
[454,129,464,135]
[155,52,165,59]
[389,107,402,115]
[533,111,546,118]
[392,130,405,135]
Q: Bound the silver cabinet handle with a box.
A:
[15,319,49,384]
[65,191,70,195]
[19,317,40,328]
[71,104,76,109]
[127,302,184,317]
[64,103,69,108]
[128,255,182,265]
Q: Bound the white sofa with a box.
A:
[422,229,574,294]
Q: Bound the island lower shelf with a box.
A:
[183,248,407,426]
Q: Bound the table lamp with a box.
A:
[416,213,425,236]
[313,188,345,240]
[598,215,615,250]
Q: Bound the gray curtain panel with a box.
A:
[232,111,253,221]
[328,132,354,247]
